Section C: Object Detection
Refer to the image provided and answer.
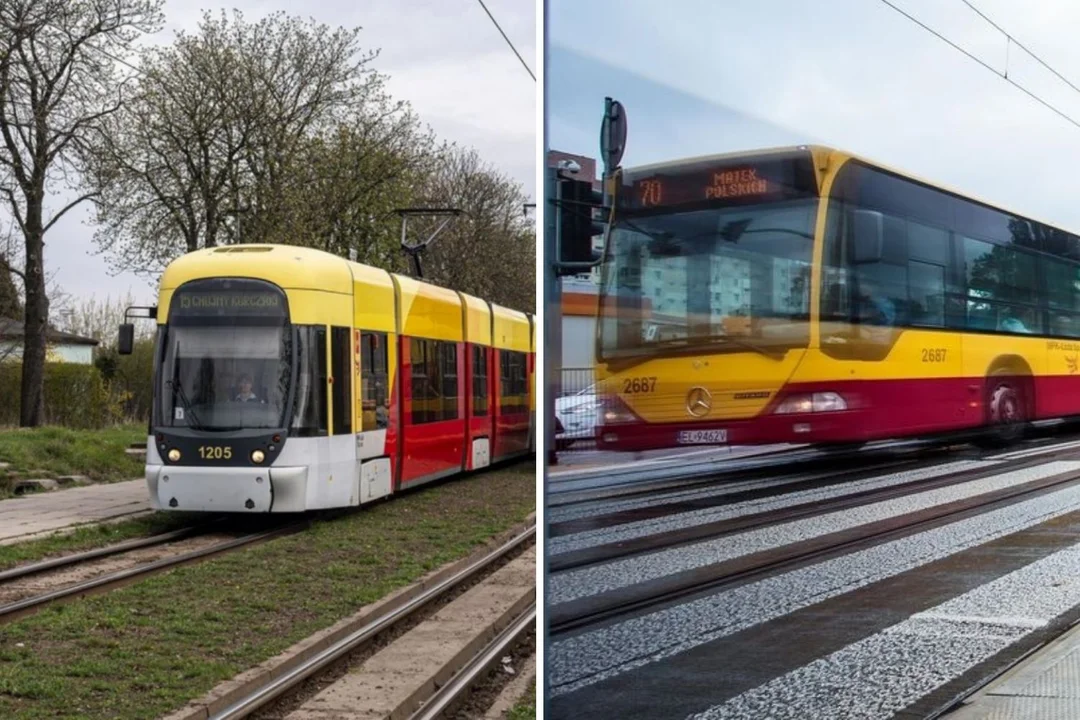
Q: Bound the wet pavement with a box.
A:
[546,436,1080,719]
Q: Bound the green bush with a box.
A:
[98,338,155,423]
[0,362,129,429]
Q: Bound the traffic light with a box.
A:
[558,176,605,265]
[546,166,606,271]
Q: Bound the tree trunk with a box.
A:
[19,197,47,427]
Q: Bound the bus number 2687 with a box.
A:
[921,348,947,363]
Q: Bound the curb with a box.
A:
[160,512,537,720]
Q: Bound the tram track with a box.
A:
[549,460,1080,636]
[549,426,1080,516]
[202,523,536,720]
[548,444,1080,571]
[547,439,972,514]
[0,520,307,624]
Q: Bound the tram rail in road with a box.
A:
[549,460,1080,634]
[546,432,1080,719]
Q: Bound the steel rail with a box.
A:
[408,602,536,720]
[0,521,307,624]
[208,523,536,720]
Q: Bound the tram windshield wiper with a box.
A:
[168,353,207,431]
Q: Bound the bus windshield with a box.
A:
[598,198,817,361]
[158,325,292,431]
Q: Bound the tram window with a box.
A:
[500,350,526,415]
[360,332,388,430]
[292,326,328,437]
[330,326,352,435]
[441,343,458,420]
[472,345,488,416]
[410,338,439,424]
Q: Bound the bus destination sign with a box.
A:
[626,154,817,210]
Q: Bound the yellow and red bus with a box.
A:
[595,145,1080,450]
[127,244,534,512]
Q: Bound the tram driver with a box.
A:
[234,372,263,403]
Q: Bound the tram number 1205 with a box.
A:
[199,445,233,460]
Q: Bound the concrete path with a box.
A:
[0,479,150,545]
[947,619,1080,719]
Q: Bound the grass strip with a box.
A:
[507,679,537,720]
[0,513,201,572]
[0,425,145,497]
[0,461,535,720]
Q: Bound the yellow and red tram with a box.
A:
[136,244,533,512]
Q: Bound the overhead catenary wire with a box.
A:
[960,0,1080,97]
[876,0,1080,131]
[475,0,535,82]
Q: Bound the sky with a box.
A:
[32,0,536,309]
[547,0,1080,235]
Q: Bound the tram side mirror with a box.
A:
[118,324,134,355]
[851,209,885,264]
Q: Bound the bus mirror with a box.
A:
[851,210,884,264]
[118,324,134,355]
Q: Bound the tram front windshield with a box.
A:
[159,325,291,431]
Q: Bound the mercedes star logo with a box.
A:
[686,386,712,418]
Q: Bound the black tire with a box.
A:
[556,439,574,451]
[973,374,1028,449]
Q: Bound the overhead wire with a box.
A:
[876,0,1080,131]
[475,0,535,82]
[960,0,1080,96]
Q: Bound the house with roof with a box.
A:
[0,317,99,364]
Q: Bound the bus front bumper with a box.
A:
[146,465,309,512]
[594,410,869,452]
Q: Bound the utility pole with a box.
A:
[544,97,626,468]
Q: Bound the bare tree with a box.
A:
[270,120,443,266]
[413,147,535,312]
[84,9,387,274]
[60,290,149,346]
[0,0,163,426]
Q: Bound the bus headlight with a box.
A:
[167,448,181,462]
[774,392,847,414]
[600,395,640,425]
[251,449,265,464]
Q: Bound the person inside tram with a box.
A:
[234,372,263,403]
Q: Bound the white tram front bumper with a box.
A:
[145,464,309,513]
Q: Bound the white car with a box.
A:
[555,384,600,448]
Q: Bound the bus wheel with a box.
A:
[977,376,1027,447]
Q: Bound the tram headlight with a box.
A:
[167,448,181,462]
[251,449,266,464]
